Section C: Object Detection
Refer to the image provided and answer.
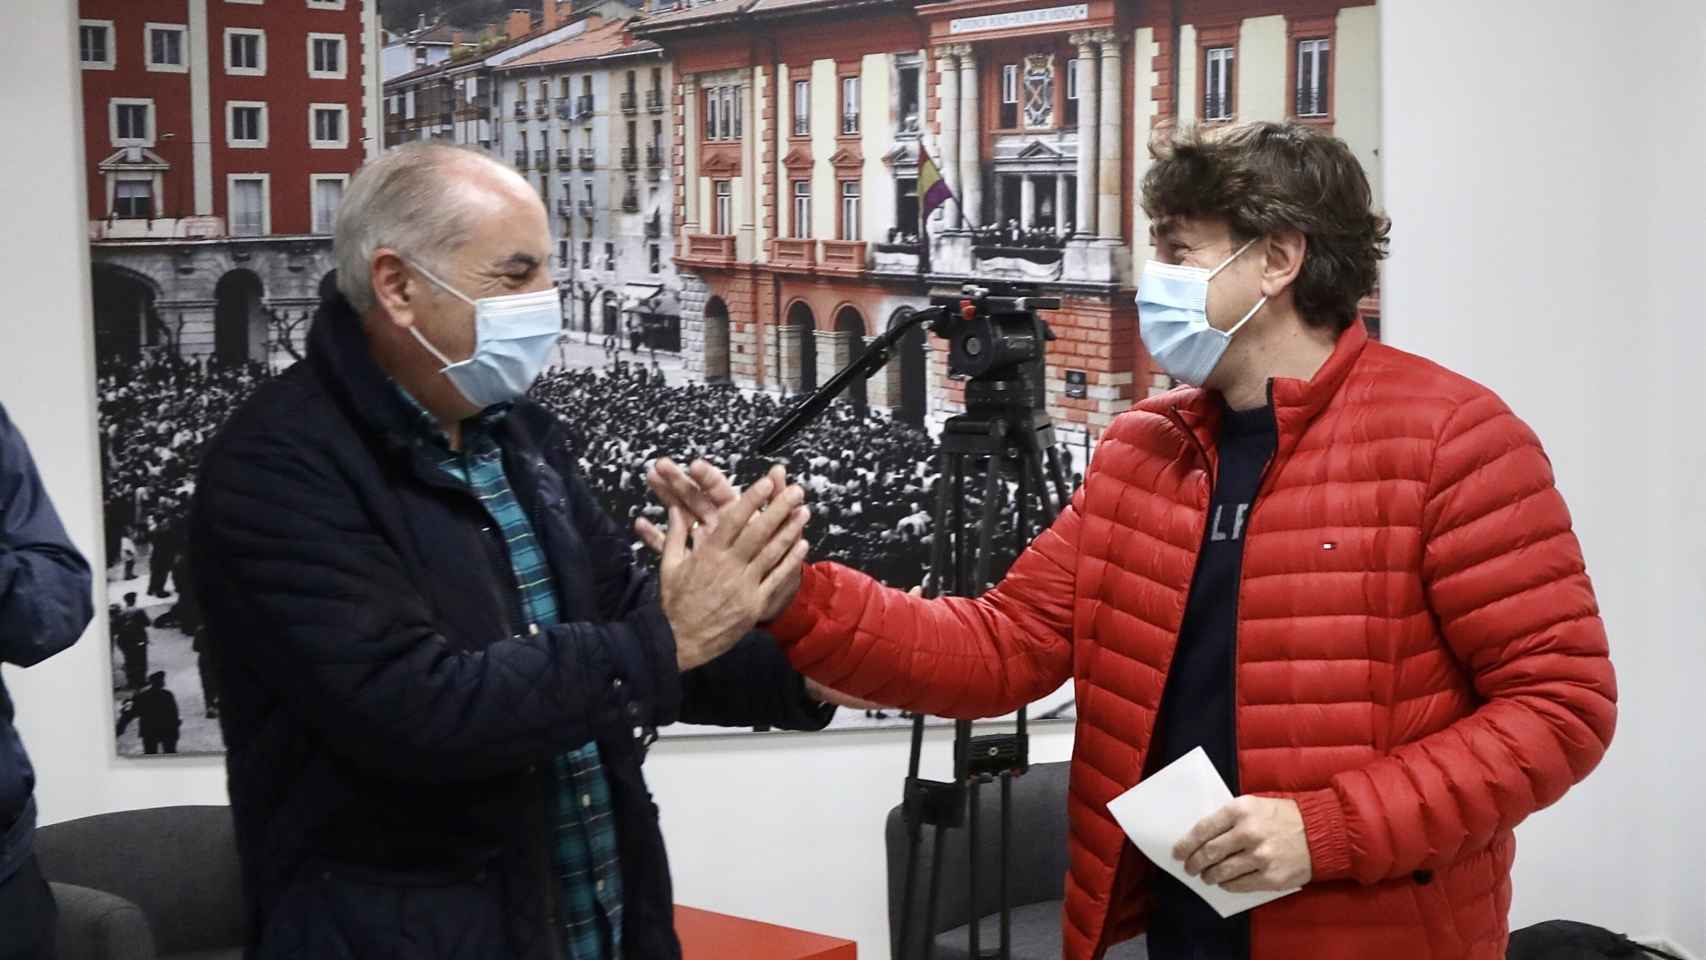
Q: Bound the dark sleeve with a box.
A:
[677,630,836,732]
[189,425,682,785]
[0,404,93,667]
[557,459,684,730]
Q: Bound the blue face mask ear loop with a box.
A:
[1209,237,1267,338]
[400,258,477,371]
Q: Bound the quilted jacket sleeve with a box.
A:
[190,426,679,785]
[677,630,836,731]
[765,486,1083,720]
[1289,393,1618,884]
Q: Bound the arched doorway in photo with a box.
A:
[702,296,731,384]
[602,291,620,340]
[213,269,266,366]
[784,300,817,394]
[90,264,163,363]
[834,305,867,414]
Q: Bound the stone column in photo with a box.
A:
[1055,173,1070,237]
[957,49,982,229]
[1020,174,1035,230]
[1096,31,1124,240]
[682,74,700,234]
[1070,33,1099,236]
[935,45,963,229]
[778,321,803,394]
[866,334,904,410]
[816,329,854,397]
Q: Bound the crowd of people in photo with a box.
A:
[971,219,1074,250]
[532,360,994,589]
[96,353,266,752]
[95,349,1076,716]
[538,360,1083,587]
[96,353,272,592]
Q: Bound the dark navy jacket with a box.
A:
[0,403,93,882]
[188,294,831,959]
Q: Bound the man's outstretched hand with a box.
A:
[658,472,810,672]
[636,457,741,546]
[639,459,804,623]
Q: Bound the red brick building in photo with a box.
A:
[78,0,381,364]
[635,0,1380,442]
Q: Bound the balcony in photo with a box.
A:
[819,239,866,274]
[770,237,816,266]
[685,233,735,263]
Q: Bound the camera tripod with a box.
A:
[894,374,1072,960]
[753,283,1070,960]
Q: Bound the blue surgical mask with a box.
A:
[1136,237,1267,386]
[405,259,562,409]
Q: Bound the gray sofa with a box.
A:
[886,760,1146,960]
[33,805,245,960]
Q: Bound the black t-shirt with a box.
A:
[1145,401,1277,960]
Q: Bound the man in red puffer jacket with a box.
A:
[648,121,1618,960]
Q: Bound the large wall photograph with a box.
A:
[80,0,1381,755]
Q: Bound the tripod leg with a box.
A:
[898,715,927,959]
[1000,770,1012,960]
[899,796,924,960]
[924,823,947,960]
[968,776,981,960]
[951,455,966,595]
[1023,443,1058,527]
[1044,443,1071,514]
[1015,440,1031,551]
[928,447,954,599]
[974,439,1002,592]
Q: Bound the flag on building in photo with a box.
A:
[916,144,955,278]
[917,144,954,227]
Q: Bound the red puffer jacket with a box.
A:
[769,322,1617,960]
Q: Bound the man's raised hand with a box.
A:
[635,457,743,551]
[658,473,810,672]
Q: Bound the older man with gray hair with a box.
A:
[188,142,827,960]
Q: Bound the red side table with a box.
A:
[674,905,858,960]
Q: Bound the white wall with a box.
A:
[1381,1,1705,954]
[5,2,1704,959]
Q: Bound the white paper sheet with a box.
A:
[1105,747,1301,918]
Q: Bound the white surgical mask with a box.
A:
[405,259,562,409]
[1136,237,1266,386]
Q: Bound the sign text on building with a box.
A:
[949,4,1089,35]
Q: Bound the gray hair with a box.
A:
[333,142,503,315]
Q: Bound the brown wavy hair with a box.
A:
[1141,122,1390,332]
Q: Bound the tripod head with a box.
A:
[927,281,1059,384]
[753,282,1060,456]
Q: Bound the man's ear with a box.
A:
[370,248,416,330]
[1260,228,1308,298]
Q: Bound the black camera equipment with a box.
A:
[755,281,1072,960]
